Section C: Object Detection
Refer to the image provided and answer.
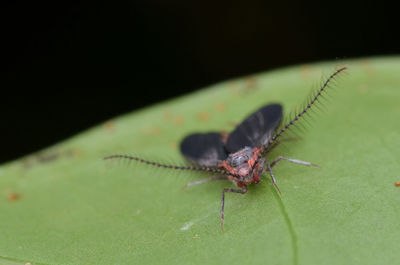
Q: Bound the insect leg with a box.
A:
[184,176,228,189]
[265,159,281,195]
[270,156,319,168]
[221,186,248,231]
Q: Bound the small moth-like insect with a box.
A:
[105,67,346,230]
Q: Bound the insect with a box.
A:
[105,67,347,231]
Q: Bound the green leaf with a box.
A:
[1,57,400,265]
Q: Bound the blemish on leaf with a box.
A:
[169,141,177,149]
[22,158,33,168]
[230,77,258,96]
[7,192,21,202]
[36,151,61,163]
[22,149,79,169]
[244,77,257,92]
[197,111,211,122]
[360,59,376,76]
[163,110,185,125]
[180,213,211,231]
[395,181,400,187]
[180,221,194,231]
[143,126,162,136]
[228,121,239,128]
[173,116,185,125]
[103,121,115,133]
[66,149,81,157]
[300,64,312,80]
[215,102,226,112]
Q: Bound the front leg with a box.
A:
[221,186,248,231]
[265,159,281,195]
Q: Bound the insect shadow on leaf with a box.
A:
[104,67,347,231]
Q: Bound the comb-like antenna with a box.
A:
[267,66,347,149]
[104,154,237,177]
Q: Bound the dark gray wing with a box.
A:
[225,104,282,153]
[180,133,228,166]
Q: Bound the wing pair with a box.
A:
[180,104,282,166]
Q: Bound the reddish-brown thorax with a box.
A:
[219,147,264,187]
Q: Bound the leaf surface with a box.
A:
[1,57,400,265]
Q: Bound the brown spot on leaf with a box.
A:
[143,126,162,136]
[7,192,21,202]
[360,59,376,76]
[395,181,400,187]
[173,116,185,125]
[22,158,33,169]
[151,127,162,136]
[228,121,239,128]
[244,77,257,93]
[169,141,177,149]
[300,64,312,80]
[215,102,226,112]
[22,148,79,169]
[232,77,258,96]
[103,121,115,133]
[197,111,211,122]
[36,151,60,163]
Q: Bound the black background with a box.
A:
[1,0,399,163]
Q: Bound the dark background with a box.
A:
[1,0,398,163]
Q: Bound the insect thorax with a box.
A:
[226,147,265,185]
[226,147,253,167]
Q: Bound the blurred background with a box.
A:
[1,0,399,163]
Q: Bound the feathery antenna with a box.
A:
[104,154,236,177]
[270,66,347,145]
